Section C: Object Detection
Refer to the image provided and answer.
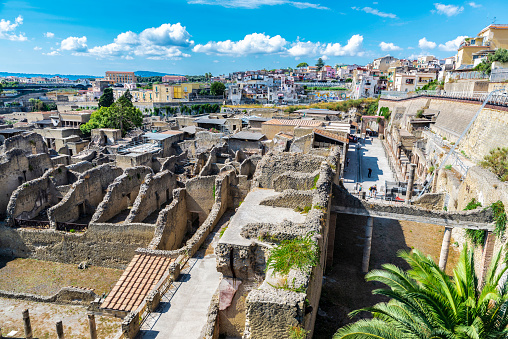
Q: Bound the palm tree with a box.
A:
[334,247,508,338]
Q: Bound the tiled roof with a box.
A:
[313,129,349,144]
[101,254,173,312]
[263,119,323,127]
[276,132,294,140]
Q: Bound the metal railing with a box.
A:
[381,90,508,106]
[14,219,50,229]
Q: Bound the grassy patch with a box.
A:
[480,147,508,182]
[266,235,319,276]
[312,174,320,189]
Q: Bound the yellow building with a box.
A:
[153,83,202,102]
[456,24,508,68]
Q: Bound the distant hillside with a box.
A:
[135,71,182,77]
[0,72,98,81]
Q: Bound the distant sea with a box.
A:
[0,70,183,81]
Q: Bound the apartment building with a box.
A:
[456,24,508,68]
[105,71,137,84]
[153,83,202,102]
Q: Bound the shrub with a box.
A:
[444,165,452,170]
[464,199,485,246]
[266,235,319,276]
[416,109,424,118]
[288,325,309,339]
[480,147,508,182]
[428,166,435,174]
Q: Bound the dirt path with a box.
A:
[314,214,460,338]
[0,297,121,339]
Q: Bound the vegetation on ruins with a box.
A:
[289,325,309,339]
[312,174,320,189]
[266,235,319,276]
[80,90,142,135]
[480,147,508,182]
[285,97,379,116]
[474,48,508,75]
[98,87,114,108]
[464,198,486,246]
[210,81,226,96]
[29,98,57,112]
[334,247,508,339]
[379,106,391,122]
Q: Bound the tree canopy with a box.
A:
[98,87,114,108]
[80,91,142,135]
[210,82,226,96]
[29,98,57,112]
[316,58,325,70]
[474,48,508,74]
[334,247,508,339]
[297,62,309,68]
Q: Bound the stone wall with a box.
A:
[47,164,123,226]
[149,188,188,251]
[5,165,77,224]
[259,190,313,210]
[125,170,176,223]
[289,133,313,153]
[185,175,217,222]
[0,132,48,155]
[199,147,219,176]
[0,222,155,268]
[272,170,319,192]
[0,286,97,305]
[0,149,52,216]
[66,160,93,173]
[91,166,153,223]
[251,152,324,189]
[116,152,154,170]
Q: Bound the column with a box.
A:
[56,321,64,339]
[362,217,374,273]
[88,314,97,339]
[438,227,453,271]
[405,164,417,204]
[23,309,33,339]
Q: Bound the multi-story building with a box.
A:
[372,56,397,72]
[162,75,188,83]
[105,71,137,84]
[456,24,508,69]
[153,83,202,102]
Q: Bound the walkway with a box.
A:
[343,137,395,197]
[137,212,231,339]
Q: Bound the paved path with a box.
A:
[138,214,230,339]
[343,137,395,197]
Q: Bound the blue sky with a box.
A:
[0,0,506,76]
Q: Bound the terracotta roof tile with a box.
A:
[101,254,173,312]
[313,129,349,144]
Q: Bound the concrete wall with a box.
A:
[125,170,176,223]
[91,166,153,223]
[0,222,155,269]
[444,80,489,94]
[0,149,52,216]
[47,164,123,226]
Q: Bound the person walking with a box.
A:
[368,168,372,178]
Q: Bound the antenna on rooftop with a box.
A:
[493,16,497,24]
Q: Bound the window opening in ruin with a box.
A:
[69,149,73,156]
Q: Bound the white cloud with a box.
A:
[352,6,397,18]
[213,60,219,63]
[33,46,42,50]
[0,15,27,41]
[69,23,194,60]
[44,51,60,56]
[287,40,321,57]
[321,35,364,56]
[434,3,464,16]
[379,41,402,51]
[44,32,55,38]
[60,36,88,52]
[438,35,468,51]
[419,37,437,49]
[468,1,481,8]
[193,33,287,56]
[188,0,328,10]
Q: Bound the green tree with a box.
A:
[0,83,3,96]
[334,247,508,339]
[296,62,309,68]
[474,48,508,74]
[123,89,133,102]
[210,82,226,96]
[80,92,142,135]
[316,58,325,71]
[98,88,114,108]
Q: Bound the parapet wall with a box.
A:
[125,170,176,223]
[91,166,153,223]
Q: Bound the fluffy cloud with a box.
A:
[287,40,321,57]
[33,46,42,50]
[419,37,437,49]
[468,2,481,8]
[60,36,88,52]
[439,35,468,51]
[44,32,55,38]
[352,6,397,18]
[44,51,60,56]
[379,41,402,51]
[193,33,287,56]
[65,23,193,60]
[434,3,464,16]
[188,0,328,10]
[321,35,364,56]
[0,15,27,41]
